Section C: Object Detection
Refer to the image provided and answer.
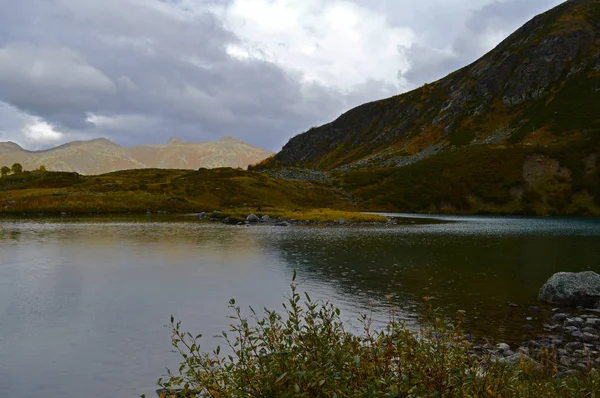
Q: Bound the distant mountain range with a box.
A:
[0,136,273,175]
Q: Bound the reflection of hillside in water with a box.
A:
[255,222,600,342]
[0,218,267,264]
[3,216,600,343]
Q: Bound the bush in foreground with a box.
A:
[156,273,599,397]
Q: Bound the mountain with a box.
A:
[0,136,273,175]
[271,0,599,170]
[260,0,600,216]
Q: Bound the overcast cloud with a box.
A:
[0,0,563,150]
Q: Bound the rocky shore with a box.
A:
[197,211,407,227]
[473,271,600,378]
[472,307,600,378]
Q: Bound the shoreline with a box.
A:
[471,306,600,378]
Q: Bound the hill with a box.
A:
[0,136,273,174]
[255,0,600,216]
[0,168,359,219]
[272,0,600,170]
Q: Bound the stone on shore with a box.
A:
[246,213,260,223]
[538,271,600,308]
[500,353,540,370]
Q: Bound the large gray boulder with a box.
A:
[538,272,600,308]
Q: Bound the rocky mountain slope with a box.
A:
[0,136,272,175]
[271,0,600,171]
[258,0,600,216]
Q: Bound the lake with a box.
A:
[1,215,600,397]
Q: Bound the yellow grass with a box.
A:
[0,169,389,223]
[220,207,387,223]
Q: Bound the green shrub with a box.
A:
[156,273,599,397]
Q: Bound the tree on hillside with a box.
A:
[1,166,9,177]
[11,163,23,174]
[38,165,47,172]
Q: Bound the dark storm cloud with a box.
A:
[394,0,563,87]
[0,0,382,150]
[0,0,566,150]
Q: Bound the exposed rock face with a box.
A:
[0,136,273,175]
[539,271,600,308]
[522,154,571,186]
[273,0,600,171]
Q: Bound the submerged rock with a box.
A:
[538,271,600,308]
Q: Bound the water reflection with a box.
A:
[256,219,600,340]
[1,216,600,397]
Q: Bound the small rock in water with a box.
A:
[586,318,600,327]
[565,317,585,327]
[523,324,534,330]
[558,348,569,356]
[522,340,542,348]
[565,342,583,351]
[528,306,541,313]
[552,308,560,312]
[559,356,572,366]
[526,317,533,321]
[496,343,511,353]
[508,303,519,308]
[552,313,569,323]
[581,332,599,343]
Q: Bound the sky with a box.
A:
[0,0,564,151]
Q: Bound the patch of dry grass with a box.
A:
[0,169,360,217]
[219,207,387,223]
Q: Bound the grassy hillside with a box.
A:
[0,168,356,217]
[337,136,600,216]
[248,0,600,217]
[2,145,599,218]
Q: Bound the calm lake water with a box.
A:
[1,215,600,397]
